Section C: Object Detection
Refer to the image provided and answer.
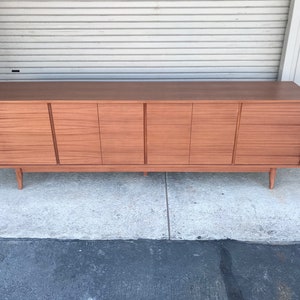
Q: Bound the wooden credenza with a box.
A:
[1,81,300,189]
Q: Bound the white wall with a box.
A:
[279,0,300,84]
[294,52,300,84]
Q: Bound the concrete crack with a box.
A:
[220,243,245,300]
[164,172,171,240]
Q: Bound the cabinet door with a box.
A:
[147,104,192,164]
[0,103,56,165]
[190,104,238,164]
[98,104,144,164]
[51,103,102,164]
[236,103,300,165]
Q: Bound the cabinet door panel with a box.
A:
[0,103,56,165]
[98,104,144,164]
[147,104,192,164]
[51,103,102,164]
[236,104,300,165]
[190,104,238,164]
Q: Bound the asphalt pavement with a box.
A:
[0,239,299,300]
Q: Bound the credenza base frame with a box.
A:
[3,164,296,190]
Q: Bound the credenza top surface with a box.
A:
[0,81,300,101]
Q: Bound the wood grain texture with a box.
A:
[236,102,300,165]
[237,125,300,157]
[101,152,145,165]
[240,103,300,125]
[97,104,143,123]
[192,103,239,125]
[51,103,102,165]
[0,103,56,164]
[147,104,193,125]
[98,104,144,164]
[147,104,192,164]
[236,155,300,165]
[99,124,142,139]
[190,104,238,164]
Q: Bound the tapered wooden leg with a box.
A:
[15,168,23,190]
[143,172,148,177]
[269,168,277,189]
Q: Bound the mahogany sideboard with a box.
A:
[0,81,300,189]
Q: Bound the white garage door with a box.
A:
[0,0,291,81]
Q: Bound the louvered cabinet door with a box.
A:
[51,103,102,164]
[190,104,239,164]
[98,104,144,164]
[147,104,192,164]
[236,103,300,165]
[0,103,56,165]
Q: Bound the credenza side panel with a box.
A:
[51,103,102,165]
[98,103,144,164]
[236,103,300,165]
[147,104,192,164]
[190,103,239,164]
[0,103,56,165]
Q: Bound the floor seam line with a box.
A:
[164,172,171,240]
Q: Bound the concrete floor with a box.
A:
[0,168,299,242]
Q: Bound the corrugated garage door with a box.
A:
[0,0,291,81]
